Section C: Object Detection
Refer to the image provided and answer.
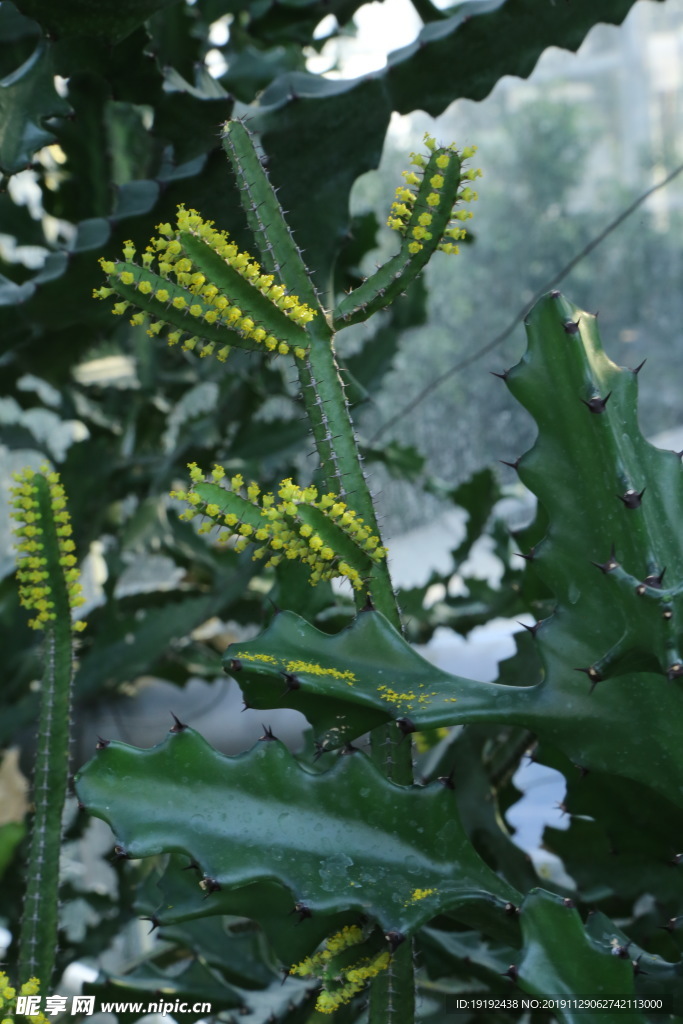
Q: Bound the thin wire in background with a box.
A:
[370,160,683,444]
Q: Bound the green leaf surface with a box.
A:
[585,911,683,1013]
[75,727,519,939]
[362,441,425,483]
[13,0,182,43]
[516,891,641,1024]
[138,855,359,966]
[0,822,25,879]
[539,743,683,906]
[0,42,71,173]
[74,559,256,699]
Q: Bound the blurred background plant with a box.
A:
[4,0,683,1020]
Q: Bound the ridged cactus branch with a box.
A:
[221,118,326,317]
[10,466,86,990]
[173,469,388,592]
[74,727,519,943]
[219,118,401,621]
[333,137,480,329]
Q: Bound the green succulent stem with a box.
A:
[368,944,415,1024]
[221,119,325,314]
[222,117,413,1018]
[11,471,84,990]
[19,622,73,990]
[220,119,400,624]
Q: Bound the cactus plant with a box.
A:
[9,466,85,991]
[70,118,683,1022]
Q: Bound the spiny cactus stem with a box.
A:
[220,114,396,611]
[11,469,83,991]
[221,119,324,315]
[299,341,399,625]
[19,621,73,990]
[368,943,414,1024]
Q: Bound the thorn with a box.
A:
[281,672,301,694]
[663,607,673,620]
[550,290,561,298]
[632,955,648,976]
[659,916,681,933]
[396,717,416,735]
[140,915,160,934]
[499,457,521,471]
[313,742,326,762]
[385,930,406,951]
[591,543,619,573]
[169,711,187,732]
[77,800,86,812]
[669,853,683,865]
[517,619,541,636]
[241,697,255,712]
[340,743,359,755]
[643,568,666,588]
[581,392,611,414]
[610,942,631,959]
[361,593,375,612]
[260,724,277,741]
[112,845,130,861]
[290,902,311,922]
[96,736,110,749]
[555,801,570,817]
[667,663,683,681]
[490,369,509,381]
[617,488,645,509]
[562,319,580,334]
[514,546,536,562]
[182,859,201,873]
[562,897,575,908]
[504,902,519,916]
[502,965,518,983]
[575,764,590,778]
[575,666,602,693]
[227,658,242,673]
[200,876,222,896]
[437,771,455,790]
[630,359,646,374]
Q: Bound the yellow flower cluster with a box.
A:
[95,206,315,362]
[0,974,48,1024]
[10,467,86,632]
[387,133,482,255]
[289,928,391,1014]
[405,887,437,904]
[289,925,364,977]
[376,683,453,712]
[285,660,356,683]
[172,465,388,591]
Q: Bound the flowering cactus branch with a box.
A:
[87,121,482,1021]
[10,467,85,990]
